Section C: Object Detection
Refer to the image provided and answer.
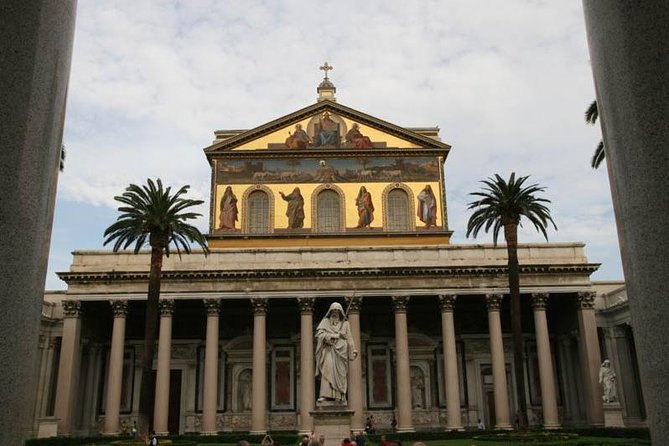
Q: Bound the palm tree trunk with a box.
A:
[138,245,164,439]
[504,223,528,430]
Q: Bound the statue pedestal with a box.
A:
[311,402,353,446]
[603,402,625,427]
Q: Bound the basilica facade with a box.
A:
[32,73,645,437]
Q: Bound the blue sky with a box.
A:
[46,0,623,289]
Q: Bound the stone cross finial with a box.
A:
[320,61,333,80]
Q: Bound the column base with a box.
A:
[250,430,268,435]
[156,431,169,436]
[201,430,219,436]
[542,422,561,430]
[494,424,513,430]
[101,431,120,437]
[395,427,415,433]
[445,426,464,431]
[298,429,313,436]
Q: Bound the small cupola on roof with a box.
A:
[317,61,336,102]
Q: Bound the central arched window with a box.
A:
[316,189,341,233]
[247,190,270,233]
[387,188,410,231]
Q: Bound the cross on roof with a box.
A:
[320,61,333,80]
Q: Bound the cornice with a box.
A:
[58,263,600,284]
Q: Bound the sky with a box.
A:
[46,0,624,289]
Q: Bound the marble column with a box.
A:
[392,296,414,432]
[0,2,76,443]
[576,292,604,426]
[37,338,58,418]
[298,298,315,435]
[54,300,83,435]
[33,336,50,423]
[485,294,511,429]
[251,298,268,435]
[439,295,463,430]
[201,299,221,435]
[103,300,128,435]
[153,300,175,435]
[531,293,560,429]
[347,296,364,432]
[582,3,668,440]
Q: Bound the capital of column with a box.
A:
[203,299,221,315]
[577,291,596,309]
[391,296,409,313]
[251,298,268,314]
[159,299,175,316]
[531,293,550,310]
[48,337,60,350]
[297,297,315,314]
[109,300,128,317]
[345,295,363,313]
[485,293,504,311]
[438,294,457,312]
[62,300,82,318]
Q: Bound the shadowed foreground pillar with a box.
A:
[0,2,76,444]
[485,294,511,430]
[54,301,82,435]
[582,2,669,441]
[439,295,463,430]
[577,292,604,426]
[104,300,128,435]
[153,300,174,435]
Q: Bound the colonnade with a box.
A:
[51,292,604,435]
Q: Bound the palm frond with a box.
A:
[591,140,606,169]
[585,100,599,124]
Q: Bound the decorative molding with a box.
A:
[109,300,129,317]
[310,183,346,233]
[251,298,268,314]
[297,297,315,314]
[159,299,175,316]
[438,294,457,312]
[241,185,275,234]
[203,299,221,315]
[531,293,549,311]
[62,300,82,318]
[381,183,417,232]
[392,295,409,313]
[345,295,363,313]
[577,291,596,309]
[58,264,601,284]
[485,293,504,311]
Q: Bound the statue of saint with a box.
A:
[417,185,438,228]
[599,359,618,403]
[280,187,305,229]
[315,302,358,402]
[218,186,238,230]
[355,186,374,229]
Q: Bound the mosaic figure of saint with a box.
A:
[417,185,437,228]
[314,112,340,147]
[345,123,374,149]
[218,186,238,230]
[280,187,305,229]
[355,186,374,229]
[285,123,310,149]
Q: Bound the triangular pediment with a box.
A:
[204,100,450,155]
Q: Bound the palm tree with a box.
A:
[104,178,209,436]
[466,173,556,430]
[586,100,605,168]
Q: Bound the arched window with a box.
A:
[247,190,270,233]
[387,188,411,231]
[316,189,341,233]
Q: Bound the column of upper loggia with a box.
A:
[485,293,512,429]
[153,300,175,436]
[346,295,365,432]
[531,293,560,429]
[298,297,315,435]
[438,295,463,430]
[54,300,83,435]
[392,296,414,432]
[251,298,268,435]
[103,300,129,435]
[577,291,604,426]
[201,299,221,435]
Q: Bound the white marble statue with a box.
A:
[599,359,618,403]
[315,302,358,402]
[411,367,425,408]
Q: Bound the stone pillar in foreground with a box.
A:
[392,296,414,432]
[103,300,129,435]
[153,300,175,435]
[582,2,668,440]
[251,298,268,434]
[201,299,220,435]
[577,292,604,426]
[54,301,83,435]
[347,296,364,432]
[485,294,511,429]
[531,293,560,429]
[298,297,315,435]
[0,2,77,443]
[439,295,463,430]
